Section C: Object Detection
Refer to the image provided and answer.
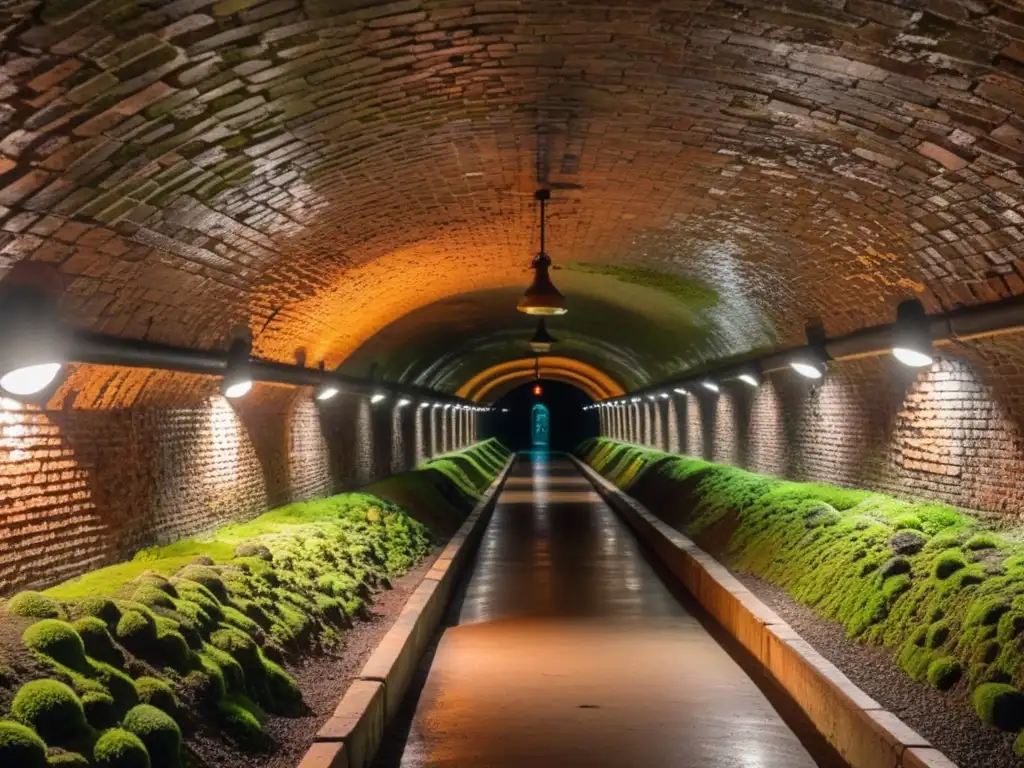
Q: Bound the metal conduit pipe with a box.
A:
[623,296,1024,400]
[70,330,471,406]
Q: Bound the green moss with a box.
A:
[927,658,961,691]
[216,694,266,749]
[23,620,88,670]
[72,617,123,666]
[93,728,150,768]
[49,752,90,766]
[0,720,48,768]
[116,610,157,653]
[965,532,1002,551]
[1015,730,1024,758]
[91,661,138,713]
[567,262,719,308]
[75,598,121,626]
[925,621,950,649]
[6,592,63,619]
[973,683,1024,730]
[131,587,174,611]
[891,513,922,531]
[82,690,118,729]
[122,705,181,768]
[11,680,88,746]
[933,550,967,580]
[261,651,302,713]
[134,677,179,718]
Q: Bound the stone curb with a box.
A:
[297,454,515,768]
[571,455,960,768]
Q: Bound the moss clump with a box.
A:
[965,533,1001,551]
[134,677,179,718]
[93,728,150,768]
[49,752,90,766]
[927,658,961,691]
[262,652,302,713]
[880,557,911,579]
[1015,730,1024,758]
[91,661,138,713]
[122,705,181,768]
[71,616,123,666]
[6,592,63,619]
[890,530,925,555]
[82,690,118,729]
[217,694,267,749]
[0,720,48,767]
[23,620,88,669]
[116,610,157,653]
[925,621,950,649]
[11,680,88,746]
[933,550,966,580]
[973,683,1024,730]
[75,598,121,626]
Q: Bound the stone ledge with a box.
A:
[296,454,514,768]
[571,455,960,768]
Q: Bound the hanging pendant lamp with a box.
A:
[528,318,557,354]
[517,189,568,316]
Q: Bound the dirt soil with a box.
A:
[735,573,1020,768]
[187,550,439,768]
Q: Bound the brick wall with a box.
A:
[605,336,1024,519]
[0,388,477,595]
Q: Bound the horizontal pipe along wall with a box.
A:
[605,335,1024,517]
[0,385,466,594]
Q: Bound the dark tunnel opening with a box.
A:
[489,379,599,453]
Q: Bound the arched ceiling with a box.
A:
[0,0,1021,405]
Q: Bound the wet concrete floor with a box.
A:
[375,454,845,768]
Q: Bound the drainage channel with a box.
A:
[372,452,848,768]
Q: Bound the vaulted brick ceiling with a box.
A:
[1,0,1022,405]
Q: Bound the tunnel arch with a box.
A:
[0,0,1014,407]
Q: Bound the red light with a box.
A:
[532,384,542,396]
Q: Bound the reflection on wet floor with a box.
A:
[382,453,837,768]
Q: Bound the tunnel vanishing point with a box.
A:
[3,1,1024,767]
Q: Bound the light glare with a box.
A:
[739,374,759,387]
[397,398,411,407]
[371,393,387,404]
[0,362,61,396]
[223,380,252,399]
[702,380,720,393]
[791,361,824,379]
[893,347,933,367]
[673,388,687,395]
[316,386,339,401]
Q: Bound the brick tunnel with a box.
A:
[1,0,1024,766]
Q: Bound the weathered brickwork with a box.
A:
[613,336,1024,517]
[0,389,476,594]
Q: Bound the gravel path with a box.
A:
[734,573,1019,768]
[187,550,439,768]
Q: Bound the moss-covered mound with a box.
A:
[0,439,509,765]
[579,437,1024,737]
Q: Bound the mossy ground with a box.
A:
[579,437,1024,737]
[1,439,509,766]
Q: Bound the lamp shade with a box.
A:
[528,318,557,353]
[0,265,66,400]
[221,338,253,399]
[892,299,933,367]
[517,253,567,315]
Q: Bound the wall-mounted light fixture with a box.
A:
[892,299,934,367]
[221,338,253,400]
[673,387,688,396]
[397,398,411,408]
[738,366,763,387]
[701,379,720,393]
[0,264,67,400]
[371,393,387,404]
[314,361,339,401]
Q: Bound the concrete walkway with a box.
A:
[377,454,840,768]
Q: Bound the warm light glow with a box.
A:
[533,384,543,396]
[893,347,933,367]
[702,380,720,393]
[223,380,252,399]
[315,386,339,401]
[371,393,387,404]
[0,362,62,396]
[791,361,824,379]
[397,398,411,407]
[739,374,759,387]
